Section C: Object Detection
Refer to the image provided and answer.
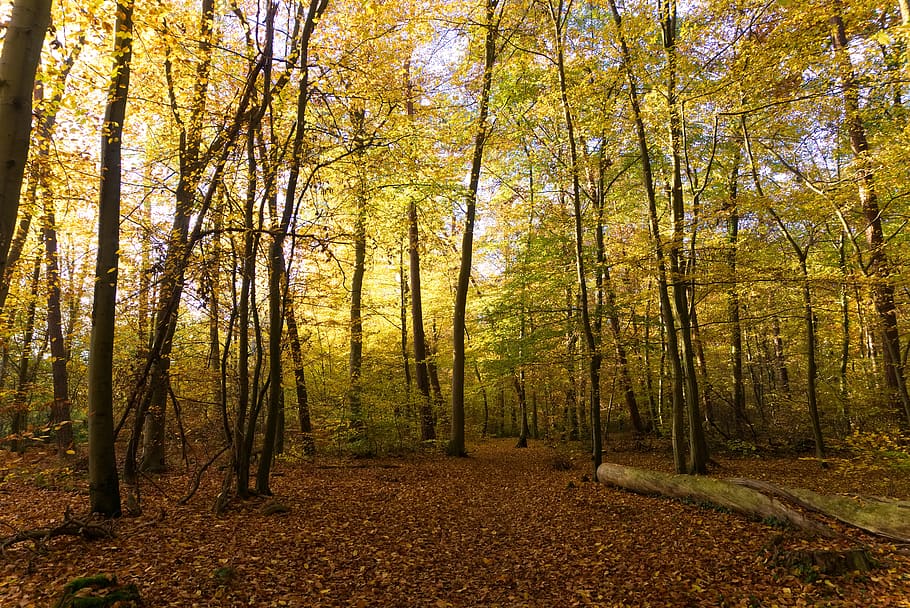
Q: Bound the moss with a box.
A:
[55,575,141,608]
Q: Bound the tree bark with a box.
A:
[830,8,910,426]
[661,0,707,474]
[138,0,218,474]
[724,148,747,435]
[450,0,499,457]
[408,197,435,441]
[286,302,314,454]
[0,0,52,289]
[347,123,367,434]
[608,0,686,472]
[551,0,602,476]
[35,40,83,454]
[11,257,40,452]
[87,0,134,517]
[257,0,327,493]
[597,463,834,537]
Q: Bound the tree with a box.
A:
[87,0,135,517]
[607,0,689,472]
[0,0,52,294]
[830,4,910,426]
[548,0,603,475]
[258,0,329,494]
[450,0,502,457]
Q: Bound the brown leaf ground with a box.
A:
[0,439,908,607]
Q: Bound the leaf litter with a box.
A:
[0,439,908,607]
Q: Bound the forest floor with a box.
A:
[0,437,909,607]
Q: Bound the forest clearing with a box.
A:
[1,439,909,607]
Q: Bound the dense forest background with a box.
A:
[0,0,909,512]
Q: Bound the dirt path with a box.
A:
[1,440,908,606]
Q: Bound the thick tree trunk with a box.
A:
[831,9,910,426]
[599,462,910,544]
[0,0,52,288]
[88,0,134,517]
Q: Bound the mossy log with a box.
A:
[729,478,910,543]
[596,462,835,536]
[54,575,141,608]
[597,463,910,543]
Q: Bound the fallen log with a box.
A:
[596,462,834,537]
[597,462,910,544]
[729,478,910,543]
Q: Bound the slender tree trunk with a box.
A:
[348,150,367,432]
[286,302,314,454]
[450,0,498,457]
[409,199,435,440]
[800,257,826,464]
[724,149,747,435]
[564,285,580,440]
[474,362,489,437]
[233,118,259,499]
[551,0,602,475]
[399,241,411,404]
[0,0,52,289]
[34,42,84,454]
[837,232,851,431]
[255,13,281,495]
[661,0,707,474]
[831,9,910,426]
[44,188,72,453]
[88,0,134,517]
[513,370,530,448]
[138,0,218,473]
[257,0,327,492]
[11,257,40,452]
[608,0,686,472]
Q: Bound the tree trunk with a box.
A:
[450,0,498,457]
[608,0,687,472]
[513,371,529,448]
[286,302,314,454]
[44,190,72,453]
[0,0,52,289]
[11,257,40,452]
[661,0,707,474]
[831,8,910,426]
[35,40,84,454]
[257,0,327,493]
[409,197,435,441]
[836,232,851,430]
[398,241,411,412]
[348,147,367,433]
[563,285,580,441]
[87,0,134,517]
[799,256,826,463]
[724,149,747,435]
